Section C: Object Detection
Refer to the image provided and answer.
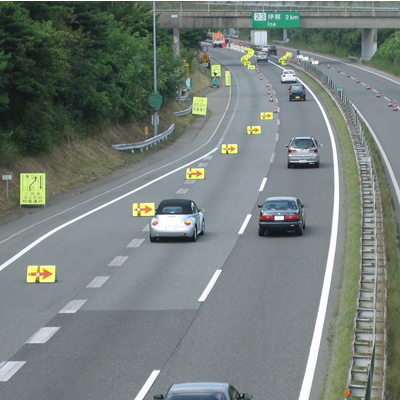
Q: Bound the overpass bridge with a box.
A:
[156,1,400,59]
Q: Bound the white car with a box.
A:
[281,69,297,83]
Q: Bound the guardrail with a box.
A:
[174,104,193,116]
[293,59,387,400]
[112,124,175,153]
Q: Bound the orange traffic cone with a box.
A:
[346,71,350,77]
[269,95,273,102]
[259,74,263,80]
[388,99,393,107]
[273,104,278,113]
[268,88,272,94]
[337,67,340,73]
[266,81,270,87]
[366,83,371,90]
[356,77,360,83]
[376,90,380,98]
[327,63,330,68]
[393,100,398,111]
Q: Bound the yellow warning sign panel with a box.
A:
[247,126,262,135]
[261,112,274,120]
[222,144,238,154]
[132,203,155,216]
[20,173,46,206]
[201,53,210,63]
[27,266,56,283]
[225,71,231,86]
[186,168,205,179]
[192,97,208,115]
[248,64,255,70]
[211,64,221,77]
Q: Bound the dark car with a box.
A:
[154,382,252,400]
[258,196,307,236]
[257,51,268,63]
[289,83,306,101]
[268,45,277,55]
[286,136,322,168]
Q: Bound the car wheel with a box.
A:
[288,162,292,169]
[289,98,292,101]
[190,227,197,242]
[258,229,264,237]
[303,220,306,229]
[315,161,320,168]
[149,235,156,243]
[200,219,205,235]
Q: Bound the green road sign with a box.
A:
[253,12,301,28]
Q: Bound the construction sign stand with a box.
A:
[27,265,57,283]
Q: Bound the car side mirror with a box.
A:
[319,143,323,147]
[302,204,308,208]
[285,144,289,147]
[199,208,205,212]
[242,394,252,400]
[154,395,164,400]
[258,204,263,208]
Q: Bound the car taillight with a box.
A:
[184,220,191,226]
[260,215,274,220]
[285,215,299,220]
[309,148,318,153]
[152,221,158,226]
[288,149,297,153]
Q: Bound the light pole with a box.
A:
[153,0,158,136]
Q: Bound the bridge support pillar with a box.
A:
[173,28,180,57]
[283,29,288,43]
[361,28,377,60]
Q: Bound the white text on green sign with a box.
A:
[252,12,300,28]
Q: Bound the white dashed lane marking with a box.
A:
[127,238,145,248]
[86,276,110,288]
[0,361,26,381]
[26,327,60,344]
[59,299,87,314]
[108,256,128,267]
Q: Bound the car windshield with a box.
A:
[291,85,303,90]
[292,139,315,149]
[258,52,267,55]
[265,200,297,211]
[157,201,193,214]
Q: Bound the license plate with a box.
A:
[295,96,300,99]
[274,216,284,221]
[299,159,307,163]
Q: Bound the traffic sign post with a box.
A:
[2,175,12,199]
[20,173,46,207]
[26,265,57,283]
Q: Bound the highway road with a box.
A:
[0,46,342,400]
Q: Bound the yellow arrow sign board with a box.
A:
[27,266,56,283]
[132,203,155,216]
[261,112,274,120]
[247,126,262,135]
[186,168,205,179]
[225,71,231,86]
[192,97,208,115]
[221,144,238,154]
[20,173,46,206]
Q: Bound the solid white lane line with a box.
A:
[259,177,267,192]
[108,256,128,267]
[134,370,161,400]
[298,81,340,400]
[238,214,252,235]
[86,276,110,288]
[127,238,145,248]
[198,270,222,302]
[59,299,87,314]
[26,327,60,344]
[0,361,26,381]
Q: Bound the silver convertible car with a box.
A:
[149,199,205,242]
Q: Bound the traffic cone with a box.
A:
[259,74,263,80]
[268,88,272,94]
[346,71,350,77]
[388,99,393,107]
[376,90,380,98]
[356,77,360,83]
[393,100,398,111]
[270,95,273,102]
[273,104,278,113]
[337,67,340,73]
[256,67,260,73]
[366,83,370,90]
[327,63,330,68]
[266,81,270,87]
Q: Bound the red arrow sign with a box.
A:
[136,205,153,214]
[250,128,260,133]
[225,146,236,152]
[29,266,53,282]
[189,170,203,177]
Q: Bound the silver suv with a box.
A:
[257,51,268,63]
[286,136,322,168]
